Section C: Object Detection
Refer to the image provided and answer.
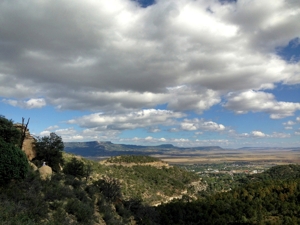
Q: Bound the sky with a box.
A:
[1,0,300,149]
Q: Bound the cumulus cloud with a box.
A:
[180,118,226,132]
[225,90,300,118]
[0,0,299,114]
[167,86,221,113]
[68,109,185,130]
[251,130,267,138]
[2,98,46,109]
[54,128,85,141]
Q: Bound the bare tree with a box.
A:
[19,117,30,150]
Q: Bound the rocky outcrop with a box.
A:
[30,162,38,171]
[189,180,207,192]
[39,165,52,180]
[14,123,36,161]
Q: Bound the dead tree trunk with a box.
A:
[19,117,30,150]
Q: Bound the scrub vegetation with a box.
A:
[1,115,300,224]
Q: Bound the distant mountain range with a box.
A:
[64,141,223,158]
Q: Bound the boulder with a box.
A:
[30,162,38,171]
[22,134,36,161]
[39,165,52,180]
[14,123,36,161]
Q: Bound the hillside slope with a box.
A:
[93,155,205,205]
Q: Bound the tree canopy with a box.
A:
[34,132,64,172]
[0,116,28,184]
[0,115,21,145]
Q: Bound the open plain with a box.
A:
[152,149,300,165]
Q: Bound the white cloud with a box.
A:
[167,86,221,113]
[68,109,185,130]
[120,136,168,145]
[2,98,46,109]
[172,138,190,143]
[271,132,291,138]
[225,90,300,119]
[195,139,230,146]
[145,136,153,141]
[251,130,267,138]
[45,125,59,131]
[40,126,121,142]
[283,120,296,126]
[159,138,167,142]
[297,117,300,122]
[180,118,226,132]
[55,128,78,136]
[0,0,299,114]
[233,130,291,139]
[40,131,50,136]
[120,136,228,147]
[239,133,250,138]
[40,127,81,141]
[284,126,293,130]
[283,119,300,129]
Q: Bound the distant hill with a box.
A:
[64,141,223,158]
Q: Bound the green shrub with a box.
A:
[0,138,29,184]
[94,177,122,202]
[64,157,85,178]
[65,198,94,224]
[0,171,48,224]
[43,180,74,201]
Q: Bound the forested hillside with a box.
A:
[159,180,300,224]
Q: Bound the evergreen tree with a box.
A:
[0,116,28,184]
[0,115,21,145]
[34,132,64,172]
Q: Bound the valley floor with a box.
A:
[153,148,300,165]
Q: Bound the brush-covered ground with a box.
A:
[2,153,300,224]
[0,153,202,225]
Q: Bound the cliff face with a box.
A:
[14,124,36,161]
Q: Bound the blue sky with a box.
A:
[1,0,300,148]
